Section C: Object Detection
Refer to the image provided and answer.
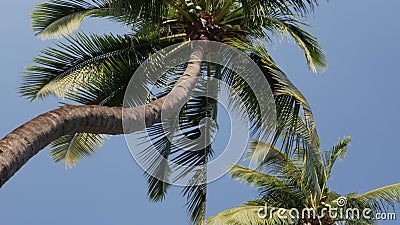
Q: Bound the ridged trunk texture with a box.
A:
[0,41,206,188]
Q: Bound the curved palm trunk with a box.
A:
[0,41,207,188]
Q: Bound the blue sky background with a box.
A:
[0,0,399,224]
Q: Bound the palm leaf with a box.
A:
[20,32,170,101]
[353,184,400,212]
[108,0,169,26]
[324,136,352,179]
[224,39,317,150]
[241,0,319,19]
[139,129,173,202]
[136,66,217,224]
[50,132,106,167]
[230,165,302,200]
[182,167,208,225]
[259,15,327,73]
[31,0,110,39]
[246,140,317,199]
[206,204,297,225]
[277,20,326,73]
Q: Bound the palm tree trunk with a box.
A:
[0,40,207,188]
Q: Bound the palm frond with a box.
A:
[108,0,169,26]
[241,0,319,20]
[230,165,302,201]
[20,32,169,101]
[177,98,215,225]
[224,39,317,149]
[259,15,327,73]
[206,204,297,225]
[353,184,400,212]
[140,128,173,202]
[246,141,317,199]
[31,0,110,39]
[50,132,106,167]
[324,136,352,179]
[278,21,326,73]
[222,2,326,72]
[206,205,261,225]
[220,40,327,197]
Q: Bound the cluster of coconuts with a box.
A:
[182,0,202,15]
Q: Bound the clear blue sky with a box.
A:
[0,1,399,224]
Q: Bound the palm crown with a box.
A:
[207,135,400,225]
[22,0,326,224]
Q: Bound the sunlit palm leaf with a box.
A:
[140,129,172,202]
[32,0,110,39]
[206,204,297,225]
[224,39,317,150]
[324,136,351,179]
[138,65,217,224]
[230,165,301,199]
[183,167,208,225]
[20,32,167,101]
[50,132,106,167]
[247,140,317,197]
[353,184,400,212]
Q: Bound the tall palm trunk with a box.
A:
[0,40,207,188]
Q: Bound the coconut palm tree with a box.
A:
[0,0,326,224]
[206,135,400,225]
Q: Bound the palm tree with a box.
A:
[0,0,326,224]
[206,136,400,225]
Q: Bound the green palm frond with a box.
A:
[230,165,302,200]
[221,40,326,196]
[206,204,297,225]
[241,0,319,20]
[206,205,264,225]
[108,0,171,26]
[226,39,316,131]
[279,21,326,73]
[50,132,107,167]
[353,184,400,212]
[324,136,351,179]
[176,75,217,225]
[31,0,110,39]
[47,62,131,167]
[221,4,326,73]
[136,68,179,200]
[225,42,324,189]
[139,127,173,202]
[219,65,271,139]
[138,67,217,224]
[247,141,317,199]
[222,40,309,143]
[260,15,327,73]
[20,32,171,101]
[177,98,215,225]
